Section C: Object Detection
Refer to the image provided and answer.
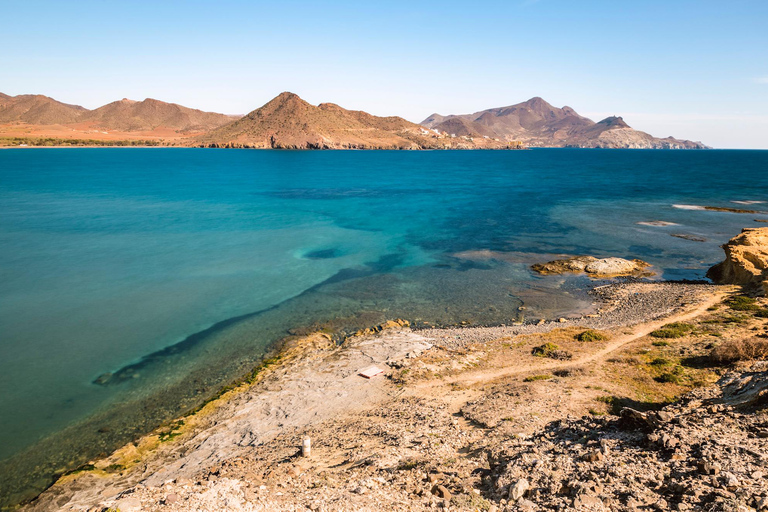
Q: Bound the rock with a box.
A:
[531,256,598,275]
[699,462,722,475]
[722,472,739,488]
[509,479,529,501]
[573,495,603,508]
[531,255,651,278]
[431,484,451,500]
[707,227,768,295]
[164,493,178,504]
[583,450,603,462]
[114,497,141,512]
[584,257,650,277]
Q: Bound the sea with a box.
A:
[0,148,766,506]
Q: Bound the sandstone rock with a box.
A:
[584,257,650,277]
[532,256,597,274]
[532,255,650,278]
[707,227,768,295]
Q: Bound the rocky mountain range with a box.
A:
[0,91,708,149]
[195,92,503,149]
[421,97,708,149]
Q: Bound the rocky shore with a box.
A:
[18,229,768,512]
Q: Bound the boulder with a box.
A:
[532,256,650,278]
[584,257,649,276]
[707,228,768,295]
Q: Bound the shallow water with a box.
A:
[0,148,766,505]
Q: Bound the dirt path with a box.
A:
[434,288,728,387]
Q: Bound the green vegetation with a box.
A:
[0,136,163,147]
[397,459,425,471]
[652,340,670,347]
[726,296,760,311]
[575,329,609,342]
[104,463,125,473]
[703,314,749,325]
[649,322,695,339]
[523,374,553,382]
[654,366,684,384]
[158,419,185,443]
[531,342,560,357]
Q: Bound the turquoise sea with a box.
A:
[0,148,767,505]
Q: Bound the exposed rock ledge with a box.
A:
[707,227,768,295]
[532,256,652,278]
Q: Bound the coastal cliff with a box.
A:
[708,227,768,295]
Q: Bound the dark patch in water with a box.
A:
[262,187,437,200]
[92,308,271,386]
[94,251,407,387]
[304,248,341,260]
[671,233,707,242]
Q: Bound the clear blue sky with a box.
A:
[2,0,767,148]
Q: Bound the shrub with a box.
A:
[532,342,559,357]
[709,338,768,365]
[655,372,682,384]
[727,296,760,311]
[652,340,670,347]
[650,322,695,339]
[532,342,572,360]
[576,329,609,342]
[523,374,553,382]
[649,357,672,366]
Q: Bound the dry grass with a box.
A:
[710,338,768,365]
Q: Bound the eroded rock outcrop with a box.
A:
[707,227,768,295]
[532,255,651,278]
[487,363,768,511]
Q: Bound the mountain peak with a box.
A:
[597,116,630,129]
[522,96,554,111]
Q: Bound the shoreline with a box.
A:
[19,279,731,511]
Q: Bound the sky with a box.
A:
[1,0,767,148]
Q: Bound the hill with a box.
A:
[81,98,233,132]
[0,93,87,124]
[196,92,507,149]
[421,97,708,149]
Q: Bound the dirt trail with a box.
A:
[434,288,728,387]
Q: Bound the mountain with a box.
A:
[0,93,233,135]
[81,98,233,132]
[421,97,708,149]
[0,93,87,124]
[196,92,506,149]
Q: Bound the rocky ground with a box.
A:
[21,278,768,512]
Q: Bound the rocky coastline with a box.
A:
[16,229,768,512]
